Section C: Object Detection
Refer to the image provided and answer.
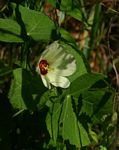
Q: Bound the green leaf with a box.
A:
[67,72,114,122]
[67,8,82,21]
[11,3,56,41]
[60,42,88,82]
[60,0,72,11]
[91,91,114,122]
[46,103,62,145]
[100,146,107,150]
[0,63,12,77]
[59,95,81,147]
[0,3,55,42]
[80,90,108,116]
[8,68,46,111]
[70,73,106,97]
[89,125,98,143]
[79,90,114,121]
[47,0,56,7]
[89,3,102,55]
[37,90,50,110]
[78,122,90,146]
[0,19,23,42]
[60,28,77,48]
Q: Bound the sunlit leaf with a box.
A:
[80,90,113,117]
[59,95,81,147]
[70,73,106,97]
[67,8,82,21]
[46,103,62,145]
[60,28,77,48]
[11,3,56,41]
[0,19,23,42]
[78,122,90,146]
[9,68,46,111]
[0,3,55,42]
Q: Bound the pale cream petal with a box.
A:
[47,72,70,88]
[40,41,66,64]
[40,75,51,89]
[38,41,76,89]
[40,41,76,77]
[36,65,40,74]
[51,53,76,76]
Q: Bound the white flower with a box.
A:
[36,41,76,89]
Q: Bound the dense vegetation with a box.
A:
[0,0,119,150]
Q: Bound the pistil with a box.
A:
[39,60,49,75]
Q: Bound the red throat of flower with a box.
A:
[39,60,49,75]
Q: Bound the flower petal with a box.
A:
[36,65,40,74]
[47,72,70,88]
[40,75,51,89]
[51,53,76,76]
[40,41,66,64]
[37,41,77,89]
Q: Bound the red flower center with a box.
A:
[39,60,49,75]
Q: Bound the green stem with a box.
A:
[21,41,30,69]
[88,3,102,57]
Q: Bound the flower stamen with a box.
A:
[39,60,49,75]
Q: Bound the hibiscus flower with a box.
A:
[36,41,76,89]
